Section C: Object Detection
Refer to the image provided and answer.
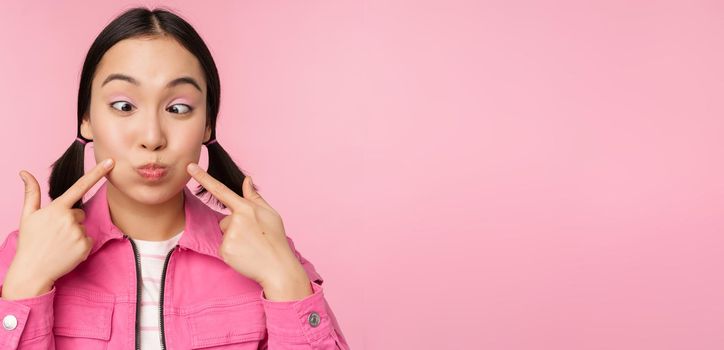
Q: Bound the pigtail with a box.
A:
[195,141,257,210]
[48,137,88,209]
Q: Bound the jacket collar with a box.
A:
[83,181,225,261]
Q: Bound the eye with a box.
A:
[167,103,193,114]
[110,101,134,113]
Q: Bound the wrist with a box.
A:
[261,272,312,301]
[2,265,54,300]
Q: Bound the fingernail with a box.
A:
[188,163,200,174]
[18,172,26,184]
[102,159,114,169]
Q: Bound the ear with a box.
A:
[80,114,93,140]
[203,126,212,143]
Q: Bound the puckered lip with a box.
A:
[137,162,168,170]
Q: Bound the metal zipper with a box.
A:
[159,245,177,350]
[126,234,177,350]
[125,235,142,350]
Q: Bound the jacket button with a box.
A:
[307,311,321,327]
[2,315,17,331]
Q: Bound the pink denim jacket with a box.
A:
[0,181,349,349]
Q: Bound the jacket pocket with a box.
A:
[53,288,115,348]
[182,293,266,349]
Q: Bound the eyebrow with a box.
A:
[101,73,203,92]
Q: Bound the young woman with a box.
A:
[0,7,349,350]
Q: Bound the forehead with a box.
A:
[93,36,206,92]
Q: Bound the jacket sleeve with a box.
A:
[259,235,350,349]
[0,230,56,349]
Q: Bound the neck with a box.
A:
[106,182,186,241]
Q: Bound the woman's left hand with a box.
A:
[186,163,312,300]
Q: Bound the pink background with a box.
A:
[1,0,723,349]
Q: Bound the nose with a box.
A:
[140,112,167,151]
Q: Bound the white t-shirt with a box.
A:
[131,230,184,350]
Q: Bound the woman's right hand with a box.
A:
[1,158,115,300]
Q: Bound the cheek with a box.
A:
[93,124,132,154]
[88,103,132,147]
[174,129,204,159]
[170,118,206,148]
[89,131,134,168]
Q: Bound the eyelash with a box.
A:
[109,101,194,115]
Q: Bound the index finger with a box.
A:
[55,158,115,208]
[187,163,242,210]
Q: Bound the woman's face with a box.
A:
[80,36,211,205]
